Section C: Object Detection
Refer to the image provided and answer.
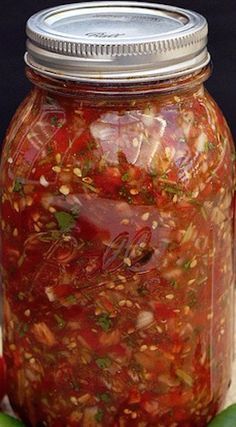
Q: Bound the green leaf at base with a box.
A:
[0,413,25,427]
[208,404,236,427]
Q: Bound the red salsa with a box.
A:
[1,68,235,427]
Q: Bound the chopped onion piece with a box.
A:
[136,311,154,329]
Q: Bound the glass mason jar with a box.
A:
[0,3,235,427]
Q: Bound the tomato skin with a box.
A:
[128,387,141,404]
[0,356,6,402]
[75,217,109,241]
[154,303,177,320]
[94,168,122,194]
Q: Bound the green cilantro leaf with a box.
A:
[94,409,104,423]
[18,323,29,337]
[13,178,23,193]
[121,172,130,182]
[50,116,63,128]
[95,357,112,369]
[66,295,77,305]
[96,313,112,332]
[183,259,191,271]
[164,185,182,195]
[54,211,76,233]
[99,392,111,403]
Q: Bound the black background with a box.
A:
[0,0,235,142]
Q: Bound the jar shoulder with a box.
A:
[1,85,235,197]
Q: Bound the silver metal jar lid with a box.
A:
[25,1,210,83]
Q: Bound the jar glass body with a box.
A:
[1,67,235,427]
